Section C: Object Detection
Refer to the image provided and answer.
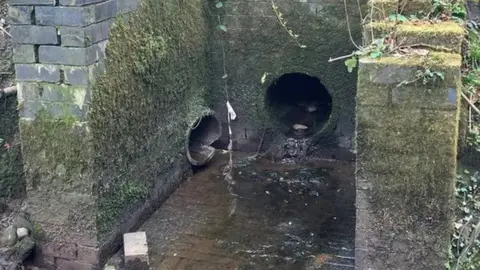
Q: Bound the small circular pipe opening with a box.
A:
[265,73,333,139]
[185,113,222,166]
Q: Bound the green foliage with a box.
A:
[449,169,480,270]
[467,131,480,153]
[432,0,467,20]
[417,68,445,84]
[345,57,357,73]
[387,14,408,22]
[343,38,388,73]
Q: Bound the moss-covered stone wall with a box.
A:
[208,0,365,155]
[0,95,24,199]
[0,0,24,201]
[355,2,464,268]
[11,0,210,268]
[90,0,211,261]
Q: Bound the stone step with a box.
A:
[363,21,465,53]
[357,52,461,108]
[368,0,433,20]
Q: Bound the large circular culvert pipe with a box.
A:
[185,107,222,166]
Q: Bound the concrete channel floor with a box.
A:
[112,151,356,270]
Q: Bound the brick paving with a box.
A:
[111,152,356,270]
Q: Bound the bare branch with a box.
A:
[0,86,17,99]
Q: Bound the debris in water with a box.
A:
[293,124,308,130]
[315,254,331,265]
[306,105,317,112]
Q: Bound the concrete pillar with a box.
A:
[355,1,464,269]
[8,0,138,268]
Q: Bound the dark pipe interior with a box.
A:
[266,73,333,138]
[188,115,220,166]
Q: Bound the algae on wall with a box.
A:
[208,0,365,152]
[90,0,211,241]
[0,95,25,199]
[0,0,24,199]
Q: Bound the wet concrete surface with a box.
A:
[109,151,355,270]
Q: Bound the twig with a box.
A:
[216,9,237,217]
[271,0,306,48]
[0,27,11,37]
[328,52,355,63]
[455,221,480,270]
[397,43,455,53]
[462,92,480,116]
[248,128,266,160]
[0,86,17,99]
[343,0,361,50]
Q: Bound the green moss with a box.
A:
[90,0,211,242]
[19,108,93,193]
[97,181,148,238]
[0,95,25,199]
[31,221,47,243]
[367,21,464,36]
[361,52,461,68]
[208,0,362,145]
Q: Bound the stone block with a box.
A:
[123,232,149,264]
[359,53,461,87]
[35,6,95,27]
[95,0,117,22]
[17,82,89,105]
[15,64,60,83]
[391,84,458,110]
[8,0,54,5]
[368,0,433,19]
[60,19,112,47]
[8,6,33,25]
[63,66,89,85]
[356,106,423,132]
[36,1,117,27]
[364,21,465,53]
[39,223,97,247]
[19,101,89,120]
[11,25,59,45]
[63,61,105,85]
[118,0,139,14]
[59,0,105,6]
[38,42,106,66]
[77,245,98,263]
[13,45,36,63]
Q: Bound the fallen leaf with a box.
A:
[315,254,331,265]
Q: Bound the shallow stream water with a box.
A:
[108,151,356,270]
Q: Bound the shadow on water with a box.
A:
[215,154,355,269]
[118,151,355,270]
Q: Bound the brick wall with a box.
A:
[8,1,138,269]
[9,0,138,120]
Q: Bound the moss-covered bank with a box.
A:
[90,0,212,241]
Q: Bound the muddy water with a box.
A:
[119,152,355,270]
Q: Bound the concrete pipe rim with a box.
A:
[185,111,222,166]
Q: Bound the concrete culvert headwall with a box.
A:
[185,110,222,166]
